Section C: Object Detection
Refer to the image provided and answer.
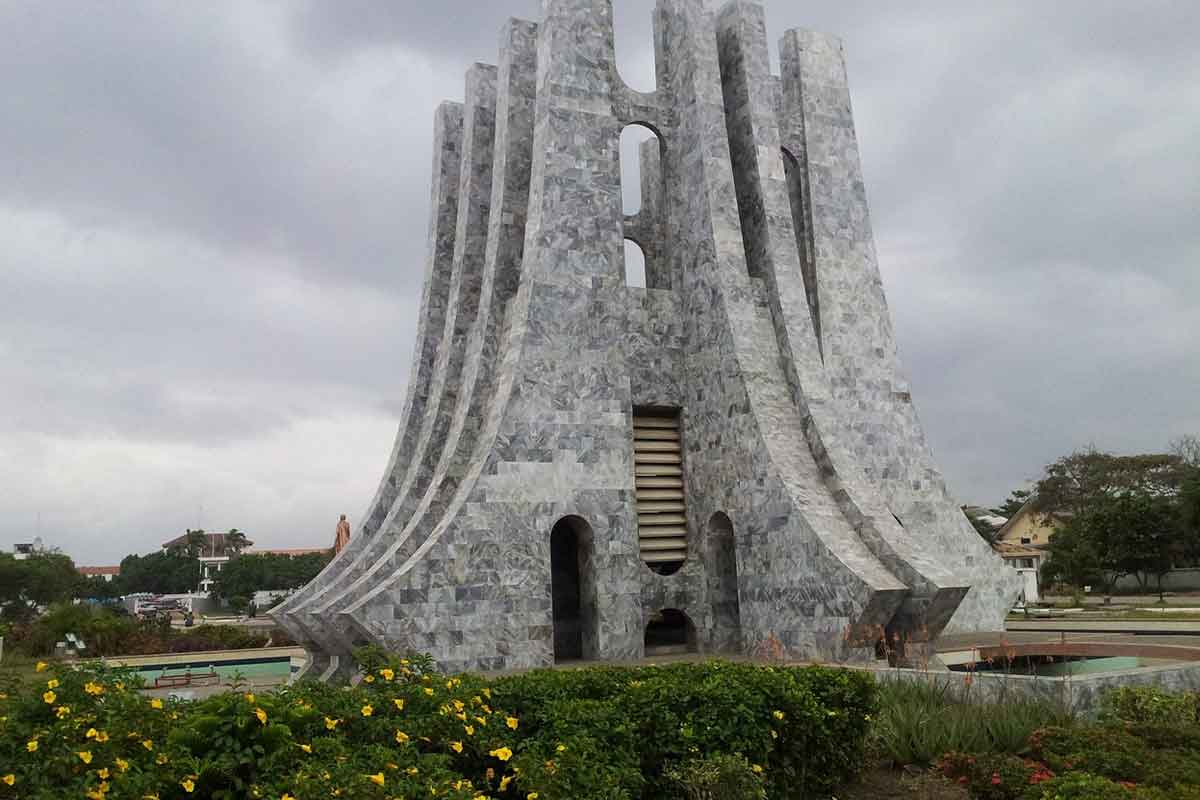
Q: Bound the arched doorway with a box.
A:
[707,511,742,653]
[550,515,594,663]
[644,608,698,657]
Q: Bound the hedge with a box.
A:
[0,654,876,800]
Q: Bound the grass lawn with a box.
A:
[0,652,44,688]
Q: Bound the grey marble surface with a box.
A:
[274,0,1018,677]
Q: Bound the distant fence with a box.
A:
[1112,568,1200,593]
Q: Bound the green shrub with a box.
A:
[1030,724,1200,790]
[1030,772,1171,800]
[871,679,1071,766]
[664,752,766,800]
[938,751,1053,800]
[1099,685,1200,726]
[7,603,292,658]
[0,656,874,800]
[492,661,876,799]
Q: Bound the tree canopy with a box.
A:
[991,488,1033,519]
[114,551,202,595]
[1037,443,1200,594]
[0,551,83,621]
[212,551,332,606]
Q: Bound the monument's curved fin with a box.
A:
[272,100,464,666]
[274,0,1019,676]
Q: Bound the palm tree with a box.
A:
[225,528,251,555]
[184,529,208,558]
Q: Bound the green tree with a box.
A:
[1182,472,1200,542]
[115,551,202,595]
[1036,447,1195,593]
[1033,449,1190,518]
[0,552,80,621]
[212,551,332,605]
[1041,519,1104,590]
[991,488,1033,519]
[76,575,122,601]
[224,528,251,554]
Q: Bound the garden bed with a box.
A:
[3,652,1200,799]
[0,653,873,799]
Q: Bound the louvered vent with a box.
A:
[633,409,687,574]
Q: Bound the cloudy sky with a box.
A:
[2,1,1197,565]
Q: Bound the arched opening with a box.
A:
[613,2,657,93]
[707,512,742,653]
[624,238,647,288]
[550,515,594,663]
[620,124,661,216]
[644,608,698,656]
[782,147,821,353]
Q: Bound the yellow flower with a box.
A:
[141,739,154,750]
[282,794,296,800]
[450,740,464,753]
[465,724,475,736]
[2,774,13,786]
[490,747,513,762]
[394,730,410,744]
[363,674,375,683]
[751,764,764,774]
[96,731,109,743]
[361,704,373,717]
[156,753,169,765]
[772,710,785,721]
[116,759,129,773]
[770,729,778,739]
[366,773,385,786]
[182,777,196,793]
[393,698,405,710]
[26,739,37,752]
[499,775,513,790]
[36,661,48,672]
[299,743,312,753]
[380,668,394,681]
[87,727,99,739]
[506,716,519,730]
[423,687,434,696]
[325,717,340,730]
[556,744,566,753]
[453,699,465,712]
[78,751,93,764]
[55,705,71,718]
[406,767,418,776]
[143,794,160,800]
[46,678,60,689]
[43,690,56,704]
[482,687,491,699]
[256,707,269,725]
[150,698,164,709]
[98,768,110,779]
[85,682,105,696]
[527,793,539,799]
[245,693,256,704]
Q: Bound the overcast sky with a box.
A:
[2,1,1197,565]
